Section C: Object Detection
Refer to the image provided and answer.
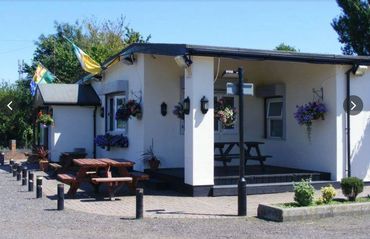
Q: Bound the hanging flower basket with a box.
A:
[294,101,327,141]
[95,133,129,151]
[173,102,185,120]
[115,99,142,121]
[214,98,237,127]
[37,112,54,126]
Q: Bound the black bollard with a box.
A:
[22,166,27,186]
[16,165,21,181]
[28,171,34,192]
[9,159,14,173]
[12,163,18,177]
[57,184,64,211]
[36,176,42,198]
[0,152,4,166]
[136,188,144,219]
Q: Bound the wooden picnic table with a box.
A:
[57,158,148,198]
[214,141,271,167]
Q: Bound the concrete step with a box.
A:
[212,180,340,196]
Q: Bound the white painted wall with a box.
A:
[91,54,145,171]
[345,68,370,181]
[143,55,184,168]
[48,106,94,162]
[184,56,214,186]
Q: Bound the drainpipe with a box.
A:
[345,66,354,177]
[93,106,97,158]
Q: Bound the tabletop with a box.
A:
[98,158,134,167]
[73,158,108,167]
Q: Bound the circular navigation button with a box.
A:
[343,95,363,115]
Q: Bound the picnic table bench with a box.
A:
[57,158,149,199]
[214,141,272,167]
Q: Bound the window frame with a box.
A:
[265,97,285,139]
[106,93,127,134]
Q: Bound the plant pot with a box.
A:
[39,160,49,172]
[148,159,160,171]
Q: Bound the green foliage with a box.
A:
[0,79,34,148]
[332,0,370,55]
[293,179,315,206]
[274,43,299,52]
[321,184,337,204]
[23,15,151,83]
[341,177,364,201]
[36,112,54,126]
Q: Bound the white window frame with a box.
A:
[107,93,127,134]
[214,93,238,135]
[266,97,284,139]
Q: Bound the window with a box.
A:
[214,94,237,134]
[266,97,284,139]
[107,94,127,133]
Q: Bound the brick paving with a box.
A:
[36,169,370,219]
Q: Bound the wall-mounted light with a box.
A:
[352,65,368,76]
[183,97,190,115]
[200,96,209,114]
[174,55,192,68]
[120,54,135,65]
[100,107,104,118]
[161,102,167,116]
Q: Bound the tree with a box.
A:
[274,43,299,52]
[23,16,151,83]
[332,0,370,55]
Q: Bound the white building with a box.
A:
[35,43,370,196]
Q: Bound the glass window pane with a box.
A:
[214,97,219,131]
[268,102,283,117]
[270,119,283,137]
[109,98,114,131]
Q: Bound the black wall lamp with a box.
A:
[183,97,190,115]
[100,107,105,118]
[161,102,167,116]
[200,96,209,114]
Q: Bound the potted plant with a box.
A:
[141,144,160,171]
[214,98,237,127]
[294,101,326,141]
[127,99,143,119]
[37,111,54,127]
[173,102,185,120]
[34,145,49,171]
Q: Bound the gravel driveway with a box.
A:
[1,166,370,239]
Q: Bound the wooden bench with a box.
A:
[57,173,76,184]
[92,177,133,199]
[214,154,240,166]
[49,163,62,175]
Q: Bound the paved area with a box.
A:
[2,164,370,238]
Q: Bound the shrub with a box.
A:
[321,184,336,204]
[316,196,324,205]
[341,177,364,201]
[294,179,315,206]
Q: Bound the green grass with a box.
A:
[277,196,370,208]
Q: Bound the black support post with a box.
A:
[12,163,18,177]
[36,176,42,198]
[16,165,21,181]
[9,159,14,173]
[28,171,34,192]
[237,67,247,216]
[22,166,27,186]
[57,184,64,211]
[136,188,144,219]
[346,69,351,177]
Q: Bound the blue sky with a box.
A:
[0,1,343,83]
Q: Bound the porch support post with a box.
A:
[184,56,214,191]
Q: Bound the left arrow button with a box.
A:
[7,101,12,111]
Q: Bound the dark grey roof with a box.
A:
[103,43,370,67]
[35,84,100,106]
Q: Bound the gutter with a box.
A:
[345,66,356,177]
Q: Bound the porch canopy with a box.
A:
[34,84,101,107]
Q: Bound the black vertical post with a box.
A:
[12,163,18,177]
[237,67,247,216]
[136,188,144,219]
[36,176,42,198]
[28,171,34,192]
[22,166,27,186]
[16,165,21,181]
[9,159,14,173]
[57,184,64,211]
[0,152,4,166]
